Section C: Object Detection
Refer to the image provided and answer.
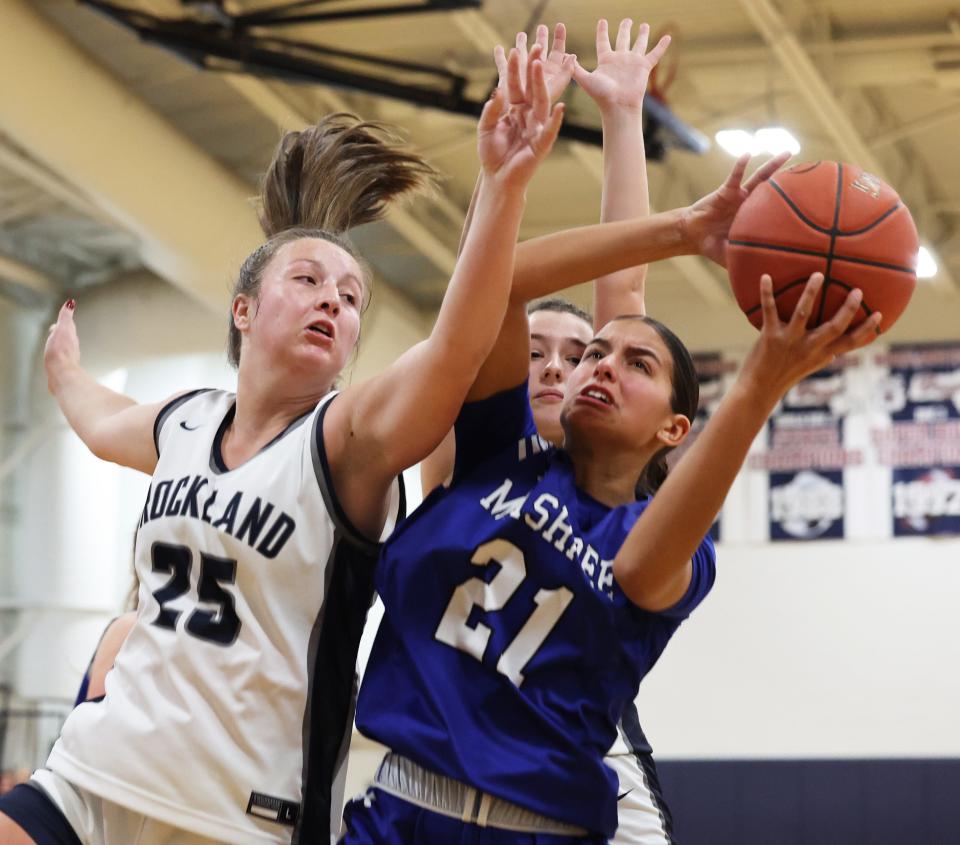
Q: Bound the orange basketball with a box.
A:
[727,161,918,332]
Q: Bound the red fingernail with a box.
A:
[66,299,76,310]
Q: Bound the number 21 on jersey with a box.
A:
[434,539,573,686]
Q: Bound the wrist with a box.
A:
[674,207,697,255]
[478,170,528,203]
[47,359,82,394]
[727,369,781,419]
[599,104,645,125]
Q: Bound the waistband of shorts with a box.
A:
[373,752,589,837]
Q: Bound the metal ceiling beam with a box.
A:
[686,47,938,91]
[0,0,264,312]
[737,0,957,296]
[0,137,112,225]
[871,102,960,148]
[0,254,56,297]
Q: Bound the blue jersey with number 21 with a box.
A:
[356,381,716,838]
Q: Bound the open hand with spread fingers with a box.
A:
[478,44,566,189]
[494,24,577,107]
[573,18,671,115]
[681,152,792,267]
[740,272,883,403]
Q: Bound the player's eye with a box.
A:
[566,355,582,366]
[340,292,357,305]
[530,350,543,360]
[296,275,316,285]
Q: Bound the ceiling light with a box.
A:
[715,127,801,158]
[917,246,938,279]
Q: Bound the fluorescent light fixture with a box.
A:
[715,129,754,157]
[715,127,801,158]
[753,127,801,156]
[917,246,938,279]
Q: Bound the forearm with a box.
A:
[431,178,526,370]
[512,208,689,304]
[615,379,776,607]
[456,172,484,257]
[594,107,650,325]
[338,179,527,482]
[48,363,137,455]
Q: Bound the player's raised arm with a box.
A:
[44,300,179,475]
[613,273,883,611]
[574,18,671,326]
[455,24,577,257]
[326,46,565,536]
[508,151,790,306]
[420,26,575,497]
[464,153,790,405]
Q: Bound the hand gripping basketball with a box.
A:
[740,272,883,401]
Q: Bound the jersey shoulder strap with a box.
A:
[310,391,406,554]
[153,388,218,456]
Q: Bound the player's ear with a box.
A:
[657,413,690,449]
[232,294,252,332]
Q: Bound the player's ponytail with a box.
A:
[619,316,699,498]
[258,113,437,236]
[228,113,437,368]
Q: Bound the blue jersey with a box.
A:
[355,382,715,838]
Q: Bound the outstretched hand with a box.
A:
[44,299,81,390]
[574,19,671,114]
[741,273,882,402]
[681,152,792,267]
[494,24,576,106]
[478,44,566,188]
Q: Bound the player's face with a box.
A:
[528,310,592,445]
[245,238,364,386]
[562,320,688,454]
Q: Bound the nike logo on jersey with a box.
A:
[617,789,634,801]
[179,420,200,431]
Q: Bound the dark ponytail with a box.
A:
[227,113,438,368]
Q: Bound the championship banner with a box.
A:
[671,342,960,545]
[757,362,864,541]
[873,343,960,536]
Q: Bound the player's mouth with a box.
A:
[575,384,615,409]
[306,319,335,345]
[532,388,564,403]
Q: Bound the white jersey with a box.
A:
[47,389,403,845]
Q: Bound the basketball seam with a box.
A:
[817,163,845,325]
[729,240,915,275]
[745,276,874,320]
[770,173,900,238]
[744,277,812,316]
[768,179,833,235]
[835,201,902,236]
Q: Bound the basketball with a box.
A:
[727,161,919,332]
